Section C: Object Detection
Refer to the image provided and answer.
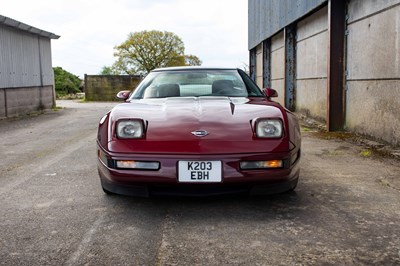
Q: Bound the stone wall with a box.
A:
[84,75,141,101]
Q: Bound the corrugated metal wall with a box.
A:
[248,0,327,49]
[39,37,54,86]
[0,24,54,88]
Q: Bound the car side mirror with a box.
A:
[116,90,131,100]
[263,88,278,98]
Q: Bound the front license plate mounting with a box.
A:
[178,161,222,183]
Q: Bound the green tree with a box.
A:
[184,55,202,66]
[113,30,202,75]
[99,66,116,75]
[53,67,81,97]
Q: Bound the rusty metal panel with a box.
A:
[285,24,296,111]
[327,0,346,131]
[249,48,256,82]
[249,0,327,49]
[262,39,271,88]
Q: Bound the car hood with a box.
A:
[107,97,290,154]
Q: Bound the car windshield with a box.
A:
[130,69,264,99]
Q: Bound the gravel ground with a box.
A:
[0,100,399,265]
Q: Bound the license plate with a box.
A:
[178,161,222,183]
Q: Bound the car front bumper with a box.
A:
[97,146,300,197]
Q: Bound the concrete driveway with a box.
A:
[0,100,399,265]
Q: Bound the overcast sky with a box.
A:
[2,0,248,78]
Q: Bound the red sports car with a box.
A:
[97,67,301,196]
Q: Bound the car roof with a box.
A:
[151,66,239,72]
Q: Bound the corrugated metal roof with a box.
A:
[0,14,60,39]
[248,0,327,50]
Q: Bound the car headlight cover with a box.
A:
[256,119,283,138]
[116,120,144,139]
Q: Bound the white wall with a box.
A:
[346,0,400,145]
[255,43,263,88]
[296,6,328,121]
[270,31,285,106]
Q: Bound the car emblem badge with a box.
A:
[191,130,209,137]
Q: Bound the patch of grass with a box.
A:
[301,127,311,132]
[56,93,85,100]
[360,150,372,157]
[52,106,63,111]
[309,131,354,141]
